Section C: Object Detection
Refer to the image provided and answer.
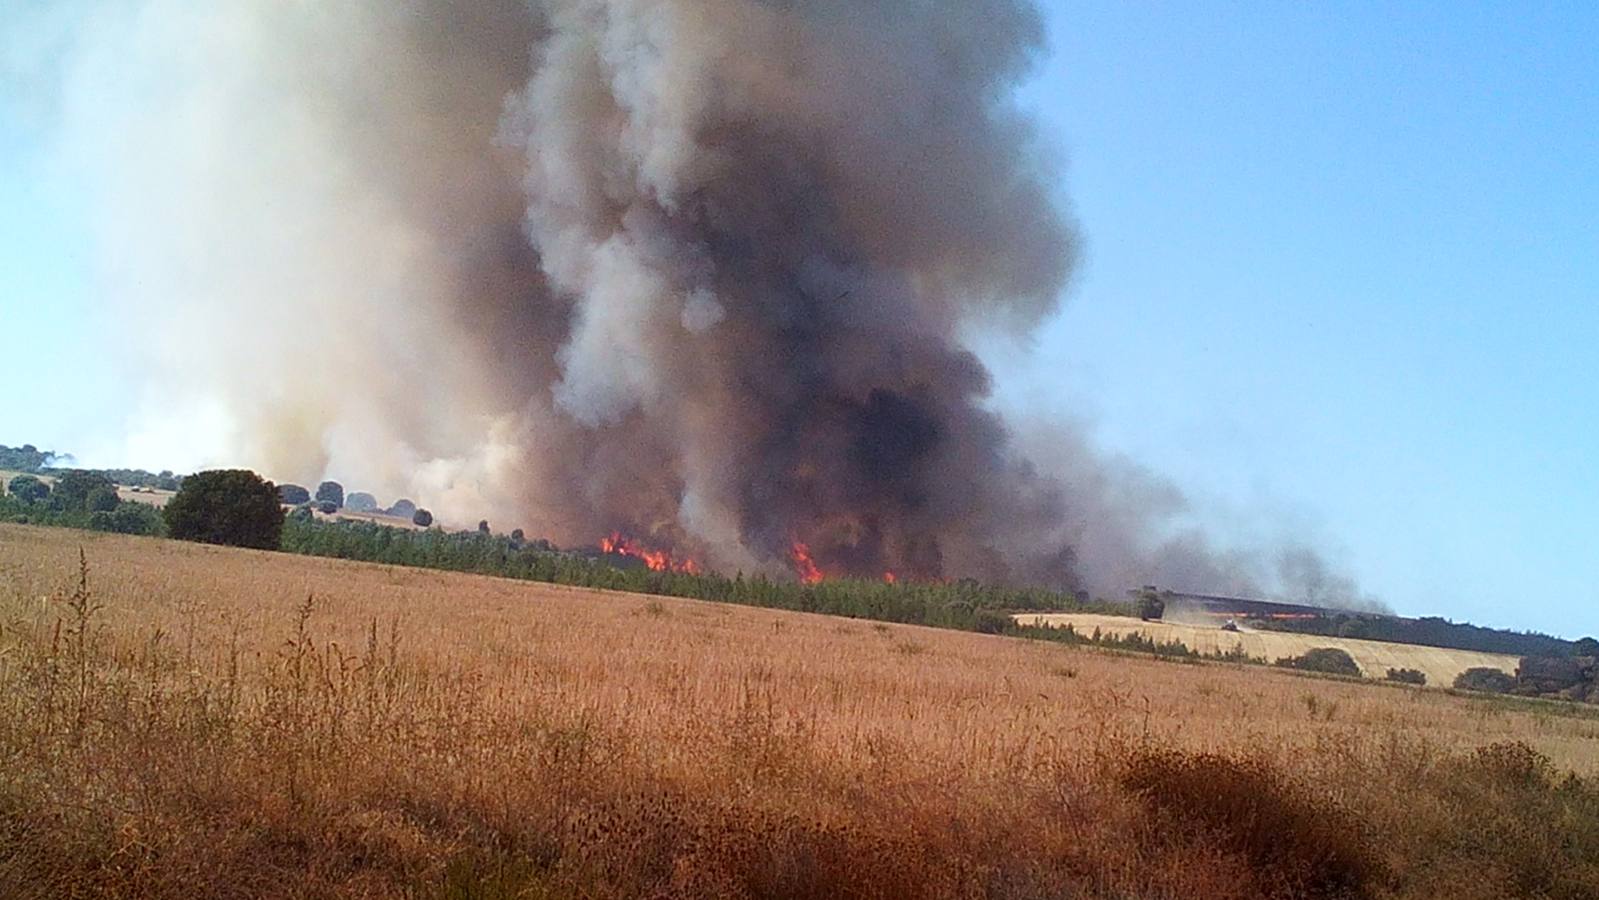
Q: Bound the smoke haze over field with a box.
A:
[5,0,1378,606]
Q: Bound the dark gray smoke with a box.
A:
[500,1,1082,583]
[7,0,1378,602]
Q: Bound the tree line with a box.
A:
[3,470,165,536]
[1252,611,1587,659]
[279,516,1117,632]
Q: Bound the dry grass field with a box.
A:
[2,523,1597,899]
[1014,613,1522,687]
[324,507,426,529]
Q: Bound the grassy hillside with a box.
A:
[2,523,1598,899]
[1015,613,1523,687]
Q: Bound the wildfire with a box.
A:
[601,532,700,574]
[788,540,824,584]
[1203,611,1322,621]
[883,571,897,584]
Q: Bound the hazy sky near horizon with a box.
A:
[2,2,1596,637]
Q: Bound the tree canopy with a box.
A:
[6,474,49,504]
[50,470,118,512]
[315,481,344,508]
[278,483,311,505]
[0,444,54,472]
[164,469,284,550]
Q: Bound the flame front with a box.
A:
[601,532,701,574]
[789,540,824,584]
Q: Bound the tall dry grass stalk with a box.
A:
[1,523,1597,899]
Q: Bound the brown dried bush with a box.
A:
[1119,748,1384,899]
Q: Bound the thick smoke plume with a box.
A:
[8,0,1377,604]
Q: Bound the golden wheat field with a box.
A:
[2,522,1597,899]
[1012,613,1522,687]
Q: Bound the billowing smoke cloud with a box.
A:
[7,0,1378,603]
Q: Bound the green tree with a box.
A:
[50,470,116,511]
[278,483,311,504]
[86,486,121,512]
[412,508,433,528]
[108,502,164,535]
[1275,647,1362,677]
[0,444,53,472]
[315,481,344,508]
[164,469,284,550]
[6,474,49,504]
[1453,667,1515,694]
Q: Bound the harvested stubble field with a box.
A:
[1013,613,1522,687]
[2,523,1597,899]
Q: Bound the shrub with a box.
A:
[315,481,344,508]
[163,469,284,550]
[277,483,311,505]
[1385,667,1426,686]
[88,503,162,536]
[106,502,164,535]
[6,474,49,504]
[1275,647,1361,677]
[316,500,338,515]
[1118,748,1383,897]
[1454,667,1515,694]
[85,485,120,513]
[413,508,433,528]
[345,491,378,513]
[477,519,491,534]
[1466,741,1554,790]
[972,608,1012,635]
[1430,742,1599,897]
[49,469,116,511]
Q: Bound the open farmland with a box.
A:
[1014,612,1522,687]
[1,469,174,508]
[114,484,174,507]
[2,523,1598,899]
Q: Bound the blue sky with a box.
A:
[2,2,1596,636]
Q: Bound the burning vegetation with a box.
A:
[600,532,701,575]
[30,0,1381,609]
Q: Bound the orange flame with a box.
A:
[601,532,701,574]
[882,571,897,584]
[789,540,824,584]
[1202,611,1321,620]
